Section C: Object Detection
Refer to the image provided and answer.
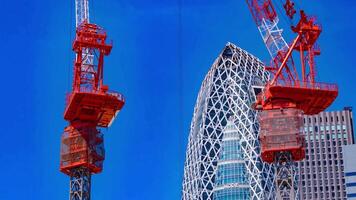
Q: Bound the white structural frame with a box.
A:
[182,43,276,200]
[75,0,90,27]
[258,17,288,58]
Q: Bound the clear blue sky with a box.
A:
[0,0,355,199]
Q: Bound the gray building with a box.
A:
[299,107,355,200]
[342,144,356,199]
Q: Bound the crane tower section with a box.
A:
[60,0,125,200]
[246,0,338,163]
[245,0,338,199]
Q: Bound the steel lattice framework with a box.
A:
[182,43,276,200]
[69,167,91,200]
[274,152,298,200]
[75,0,90,27]
[245,0,289,59]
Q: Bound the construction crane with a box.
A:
[59,0,125,200]
[245,0,338,199]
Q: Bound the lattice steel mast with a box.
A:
[60,1,125,200]
[75,0,90,27]
[245,0,338,199]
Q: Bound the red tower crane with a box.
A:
[60,1,125,199]
[245,0,338,199]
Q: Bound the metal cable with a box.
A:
[273,0,293,28]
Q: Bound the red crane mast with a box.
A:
[59,1,125,199]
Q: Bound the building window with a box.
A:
[332,125,336,131]
[342,125,346,130]
[337,124,341,130]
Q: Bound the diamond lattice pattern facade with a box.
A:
[182,43,275,200]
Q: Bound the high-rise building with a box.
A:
[213,118,250,199]
[342,144,356,199]
[298,107,355,200]
[181,43,275,200]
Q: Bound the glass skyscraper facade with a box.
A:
[181,43,275,200]
[213,119,249,200]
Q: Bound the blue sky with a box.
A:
[0,0,355,199]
